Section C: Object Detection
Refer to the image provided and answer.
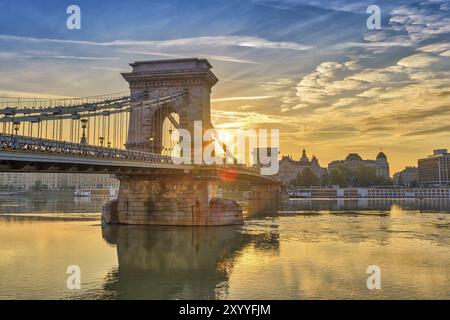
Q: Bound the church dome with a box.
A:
[376,151,387,160]
[345,153,362,161]
[299,149,310,164]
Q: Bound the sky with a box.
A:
[0,0,449,173]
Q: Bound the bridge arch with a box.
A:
[122,58,218,156]
[152,104,180,156]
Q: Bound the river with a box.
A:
[0,195,449,299]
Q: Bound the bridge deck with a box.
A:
[0,134,278,184]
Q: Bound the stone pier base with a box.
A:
[246,183,281,217]
[102,176,243,226]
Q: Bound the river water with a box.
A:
[0,195,449,299]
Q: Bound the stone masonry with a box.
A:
[102,59,278,226]
[102,176,243,226]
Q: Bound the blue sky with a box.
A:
[0,0,450,171]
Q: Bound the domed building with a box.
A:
[345,153,363,162]
[328,151,390,178]
[278,149,327,186]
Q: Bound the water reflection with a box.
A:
[0,195,449,299]
[0,193,108,214]
[101,224,280,299]
[279,198,450,213]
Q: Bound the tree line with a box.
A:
[290,165,392,188]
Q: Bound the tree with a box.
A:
[31,180,46,191]
[329,168,347,187]
[300,168,319,187]
[320,173,329,187]
[292,171,303,187]
[376,177,392,186]
[354,166,377,187]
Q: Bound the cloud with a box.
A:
[211,96,276,102]
[417,42,450,54]
[27,55,119,61]
[0,34,313,51]
[337,1,450,53]
[253,0,373,12]
[404,124,450,137]
[397,54,440,68]
[335,40,412,50]
[0,51,119,61]
[120,50,261,64]
[389,3,450,43]
[0,90,71,99]
[212,109,293,130]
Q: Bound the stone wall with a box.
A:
[102,176,243,226]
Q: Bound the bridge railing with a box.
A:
[0,134,267,176]
[0,134,173,164]
[0,92,131,110]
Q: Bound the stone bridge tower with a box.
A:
[122,58,218,154]
[102,58,278,226]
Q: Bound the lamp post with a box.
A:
[13,122,20,136]
[99,136,104,147]
[168,129,173,156]
[149,137,154,153]
[80,119,88,144]
[12,121,20,145]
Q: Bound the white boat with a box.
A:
[74,190,91,197]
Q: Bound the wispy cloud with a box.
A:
[0,34,313,51]
[212,96,276,102]
[0,51,119,61]
[0,90,71,99]
[120,50,261,64]
[404,125,450,137]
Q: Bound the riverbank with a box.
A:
[288,187,450,199]
[0,190,76,197]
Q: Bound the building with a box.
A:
[418,149,450,186]
[328,152,390,178]
[0,172,61,189]
[393,167,418,187]
[60,173,119,190]
[0,172,119,190]
[288,187,450,198]
[278,149,327,185]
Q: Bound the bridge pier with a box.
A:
[246,183,281,217]
[102,176,243,226]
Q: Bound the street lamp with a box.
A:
[99,136,104,147]
[149,136,154,152]
[13,122,20,136]
[80,119,88,144]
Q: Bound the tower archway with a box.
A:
[122,58,218,156]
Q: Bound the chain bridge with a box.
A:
[0,58,279,226]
